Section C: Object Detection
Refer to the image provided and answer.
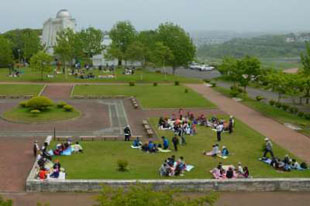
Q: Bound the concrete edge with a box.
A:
[38,84,47,96]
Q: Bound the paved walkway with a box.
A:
[187,84,310,163]
[40,84,73,99]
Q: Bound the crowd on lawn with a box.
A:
[159,155,193,177]
[210,162,250,179]
[33,138,83,180]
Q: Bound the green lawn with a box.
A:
[50,116,310,179]
[2,106,81,123]
[0,84,43,96]
[73,84,215,109]
[214,86,310,137]
[0,68,200,83]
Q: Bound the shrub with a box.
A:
[275,102,282,108]
[155,70,161,73]
[117,160,128,172]
[256,96,264,102]
[30,109,40,115]
[153,82,158,87]
[289,107,299,114]
[204,79,210,83]
[57,101,67,108]
[26,96,53,110]
[269,100,275,106]
[184,89,188,93]
[174,81,180,86]
[129,82,135,86]
[304,114,310,120]
[63,104,74,112]
[19,101,28,108]
[211,82,216,87]
[281,104,289,111]
[298,112,305,118]
[230,89,240,97]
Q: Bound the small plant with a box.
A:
[19,101,28,108]
[204,79,210,83]
[174,81,180,86]
[184,89,188,93]
[153,82,158,87]
[281,104,289,111]
[298,112,305,118]
[63,104,74,112]
[26,96,53,111]
[57,101,67,108]
[269,100,275,106]
[255,96,264,102]
[129,82,135,86]
[211,82,216,87]
[275,102,282,108]
[155,70,161,73]
[304,114,310,120]
[230,89,240,97]
[117,160,128,172]
[30,109,40,115]
[289,107,299,114]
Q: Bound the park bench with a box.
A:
[142,120,148,126]
[130,97,139,109]
[141,120,154,138]
[146,129,154,138]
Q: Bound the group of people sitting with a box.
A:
[37,158,64,180]
[203,144,229,158]
[210,162,250,179]
[48,141,83,156]
[159,155,189,177]
[261,154,308,172]
[132,136,170,153]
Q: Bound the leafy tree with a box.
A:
[109,21,137,65]
[125,41,147,64]
[218,57,237,76]
[236,56,261,91]
[80,27,104,61]
[265,72,288,102]
[94,184,218,206]
[300,42,310,103]
[30,51,53,80]
[0,36,13,67]
[152,41,174,69]
[137,30,159,63]
[157,23,196,74]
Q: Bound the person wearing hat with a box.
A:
[124,125,131,141]
[263,138,274,158]
[33,140,40,157]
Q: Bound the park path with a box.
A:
[41,84,73,100]
[187,84,310,163]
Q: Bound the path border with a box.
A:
[38,84,47,96]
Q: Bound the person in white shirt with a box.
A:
[216,122,224,141]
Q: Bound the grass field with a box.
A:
[50,116,310,179]
[0,84,43,96]
[2,106,81,123]
[73,84,216,108]
[214,86,310,137]
[0,68,200,83]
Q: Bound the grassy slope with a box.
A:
[51,116,310,179]
[214,86,310,136]
[0,68,200,83]
[2,106,80,123]
[73,85,216,109]
[0,84,43,95]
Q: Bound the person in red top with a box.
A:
[39,168,48,180]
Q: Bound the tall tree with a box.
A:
[109,21,137,65]
[157,23,196,74]
[30,51,53,80]
[152,41,174,68]
[300,42,310,103]
[266,72,288,102]
[0,36,13,67]
[125,41,146,64]
[80,27,104,62]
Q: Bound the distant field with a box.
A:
[260,57,301,70]
[73,84,215,109]
[0,84,43,95]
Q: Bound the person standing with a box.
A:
[216,122,224,141]
[263,138,274,158]
[172,135,179,151]
[33,140,40,157]
[228,115,234,134]
[124,125,131,141]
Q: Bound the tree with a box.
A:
[152,42,174,76]
[0,36,13,67]
[300,42,310,103]
[125,41,146,64]
[94,184,218,206]
[109,21,137,65]
[265,72,288,102]
[80,27,104,62]
[30,51,53,80]
[157,23,196,74]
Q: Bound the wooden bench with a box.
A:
[131,97,139,109]
[146,129,154,138]
[142,120,148,126]
[144,124,151,130]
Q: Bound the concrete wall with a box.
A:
[26,178,310,192]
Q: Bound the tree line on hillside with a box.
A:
[0,21,196,79]
[218,42,310,114]
[197,34,306,59]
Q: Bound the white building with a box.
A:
[42,9,76,54]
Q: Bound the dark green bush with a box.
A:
[117,160,128,172]
[304,114,310,120]
[230,89,240,97]
[269,100,275,106]
[211,82,216,87]
[153,82,158,87]
[298,112,305,118]
[26,96,53,110]
[281,104,289,111]
[275,102,282,108]
[204,79,210,83]
[63,104,74,112]
[289,107,299,114]
[19,101,28,108]
[155,70,161,73]
[129,82,135,86]
[184,89,188,93]
[174,81,180,86]
[256,96,264,102]
[57,101,67,108]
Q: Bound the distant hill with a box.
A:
[197,33,309,59]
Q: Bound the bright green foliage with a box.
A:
[125,41,146,63]
[19,101,28,108]
[265,72,289,102]
[30,109,41,115]
[30,51,53,80]
[0,36,13,66]
[157,23,196,73]
[80,27,104,60]
[117,159,128,171]
[63,104,74,112]
[0,196,12,206]
[94,184,218,206]
[26,96,54,110]
[151,42,174,68]
[300,42,310,75]
[57,101,67,108]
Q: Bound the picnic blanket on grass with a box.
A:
[158,148,172,153]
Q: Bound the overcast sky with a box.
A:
[0,0,309,33]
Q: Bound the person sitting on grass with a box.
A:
[161,136,169,150]
[291,159,301,170]
[132,137,142,147]
[221,146,229,157]
[243,167,250,178]
[203,144,220,157]
[226,167,234,179]
[175,156,186,176]
[237,162,244,176]
[72,142,83,153]
[38,167,48,180]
